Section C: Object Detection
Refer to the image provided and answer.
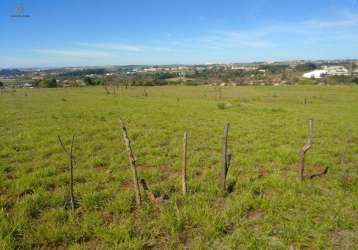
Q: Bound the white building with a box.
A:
[143,67,159,72]
[303,66,350,79]
[323,66,349,76]
[23,83,33,88]
[303,69,327,79]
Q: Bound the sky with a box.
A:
[0,0,358,68]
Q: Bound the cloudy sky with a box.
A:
[1,0,358,68]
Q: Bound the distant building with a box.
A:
[23,83,33,88]
[303,66,349,79]
[32,76,44,81]
[62,80,72,86]
[75,79,85,86]
[177,66,189,70]
[85,74,97,78]
[194,66,206,71]
[323,66,349,76]
[143,67,159,72]
[231,65,257,71]
[303,70,327,79]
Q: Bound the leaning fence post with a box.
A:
[221,123,229,191]
[182,131,188,195]
[299,118,313,181]
[119,119,141,206]
[58,135,76,210]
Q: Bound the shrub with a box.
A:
[83,77,101,86]
[297,79,315,85]
[39,78,57,88]
[217,102,233,109]
[217,103,226,109]
[183,80,199,86]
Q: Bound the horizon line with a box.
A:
[1,58,357,70]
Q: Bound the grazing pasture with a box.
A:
[0,85,357,249]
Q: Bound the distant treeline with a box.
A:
[4,61,358,88]
[59,68,106,77]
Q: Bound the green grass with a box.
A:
[0,85,357,249]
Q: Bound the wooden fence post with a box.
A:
[299,119,313,181]
[119,119,141,206]
[221,123,229,191]
[58,135,76,210]
[182,131,188,195]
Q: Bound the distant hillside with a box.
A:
[0,69,22,77]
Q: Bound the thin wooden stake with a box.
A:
[221,123,229,191]
[182,131,188,195]
[69,136,75,210]
[119,119,141,206]
[103,84,110,95]
[58,135,76,210]
[299,119,313,181]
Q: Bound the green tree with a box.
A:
[83,77,94,85]
[296,63,317,72]
[39,78,57,88]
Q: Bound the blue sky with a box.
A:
[1,0,358,68]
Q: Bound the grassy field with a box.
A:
[0,85,357,249]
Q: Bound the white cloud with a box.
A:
[178,30,277,51]
[74,41,173,52]
[303,18,358,29]
[32,49,112,57]
[213,31,276,48]
[47,13,358,58]
[198,11,358,50]
[74,42,142,52]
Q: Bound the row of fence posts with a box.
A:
[58,118,328,210]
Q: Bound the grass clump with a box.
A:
[217,102,233,109]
